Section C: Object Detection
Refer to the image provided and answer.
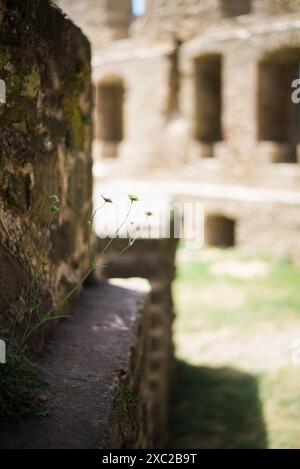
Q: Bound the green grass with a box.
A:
[170,247,300,449]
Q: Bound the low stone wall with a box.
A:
[177,190,300,263]
[98,237,179,447]
[0,0,93,354]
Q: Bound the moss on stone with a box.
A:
[65,98,86,151]
[21,66,41,98]
[63,63,90,152]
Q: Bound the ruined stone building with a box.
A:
[58,0,300,262]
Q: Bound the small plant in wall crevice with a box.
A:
[0,194,152,423]
[113,385,137,423]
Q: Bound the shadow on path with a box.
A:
[170,360,268,449]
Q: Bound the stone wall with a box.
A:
[132,0,220,40]
[177,190,300,263]
[180,11,300,190]
[0,0,93,354]
[92,42,174,173]
[253,0,300,15]
[132,0,284,40]
[91,0,300,262]
[93,1,300,182]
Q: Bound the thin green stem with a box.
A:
[9,309,24,343]
[49,267,93,315]
[22,265,95,345]
[21,305,35,344]
[99,201,133,259]
[88,201,106,267]
[28,213,55,304]
[24,203,140,342]
[95,215,150,269]
[21,314,70,346]
[20,213,56,346]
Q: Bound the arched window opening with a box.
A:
[98,77,124,158]
[194,54,223,157]
[258,48,300,163]
[205,215,236,248]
